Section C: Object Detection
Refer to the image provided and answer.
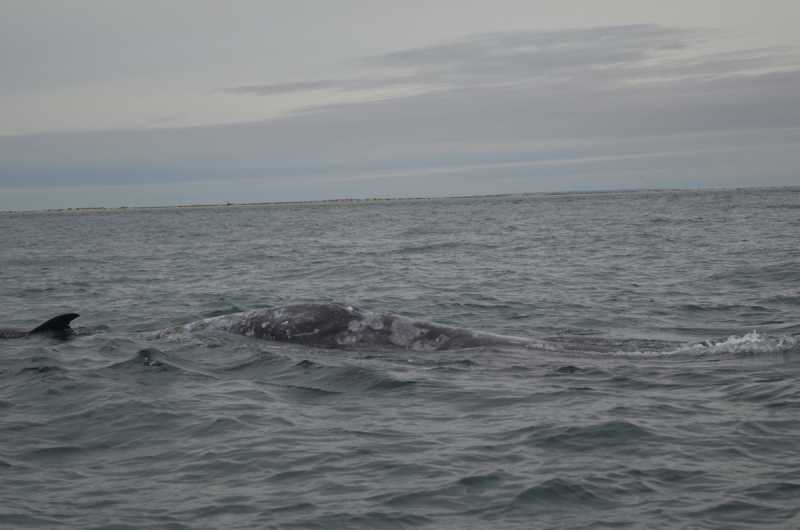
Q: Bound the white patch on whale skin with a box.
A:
[336,331,362,345]
[366,314,384,330]
[389,319,423,348]
[412,334,450,351]
[525,341,549,349]
[346,312,384,332]
[141,307,274,341]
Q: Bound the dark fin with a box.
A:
[29,313,80,334]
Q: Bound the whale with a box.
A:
[142,303,542,351]
[4,305,681,353]
[0,313,80,339]
[142,302,625,353]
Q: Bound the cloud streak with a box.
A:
[228,25,799,98]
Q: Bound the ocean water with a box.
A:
[1,188,799,529]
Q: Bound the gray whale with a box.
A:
[0,313,80,339]
[142,303,603,352]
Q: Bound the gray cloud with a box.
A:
[228,25,799,99]
[356,25,701,76]
[229,26,702,95]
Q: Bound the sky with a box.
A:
[1,1,799,211]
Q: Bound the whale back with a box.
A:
[142,303,540,351]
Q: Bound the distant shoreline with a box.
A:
[4,186,797,214]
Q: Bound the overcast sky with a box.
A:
[1,0,799,211]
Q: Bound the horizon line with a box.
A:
[3,185,797,214]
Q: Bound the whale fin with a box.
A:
[29,313,80,334]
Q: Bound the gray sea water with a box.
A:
[1,188,799,529]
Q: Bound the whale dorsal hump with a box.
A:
[29,313,80,334]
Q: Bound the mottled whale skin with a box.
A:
[142,303,555,352]
[0,313,80,339]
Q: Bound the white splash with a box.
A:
[674,331,798,357]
